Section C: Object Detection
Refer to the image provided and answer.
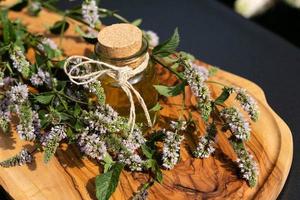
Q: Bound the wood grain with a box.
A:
[0,5,293,200]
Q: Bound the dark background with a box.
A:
[218,0,300,48]
[2,0,299,199]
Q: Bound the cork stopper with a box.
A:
[97,23,143,58]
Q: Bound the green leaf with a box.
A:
[152,28,180,56]
[170,62,179,71]
[141,144,154,159]
[131,18,142,26]
[74,120,84,131]
[102,153,114,173]
[27,1,41,16]
[208,66,219,77]
[73,103,81,117]
[34,54,46,66]
[149,103,162,112]
[214,87,232,104]
[75,26,97,44]
[179,51,195,61]
[95,162,124,200]
[0,44,11,55]
[145,159,163,183]
[0,10,16,44]
[43,44,62,59]
[50,20,70,35]
[13,21,27,44]
[38,109,49,128]
[154,81,185,97]
[56,60,66,69]
[35,94,54,105]
[57,94,68,110]
[49,107,62,124]
[59,112,71,121]
[66,127,76,142]
[9,0,28,11]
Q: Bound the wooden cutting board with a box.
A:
[0,6,293,200]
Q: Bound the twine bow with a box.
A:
[63,53,152,132]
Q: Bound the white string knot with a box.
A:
[117,67,132,85]
[63,53,153,133]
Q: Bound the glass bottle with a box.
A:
[95,35,158,124]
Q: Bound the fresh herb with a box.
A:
[152,28,180,56]
[95,162,124,200]
[0,1,260,199]
[154,81,186,97]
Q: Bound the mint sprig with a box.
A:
[96,162,124,200]
[152,28,180,57]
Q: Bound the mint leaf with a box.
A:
[10,0,28,11]
[145,159,163,183]
[96,162,124,200]
[66,127,76,142]
[75,26,97,44]
[43,44,61,59]
[38,109,49,128]
[131,18,142,26]
[0,10,16,44]
[56,60,66,69]
[214,87,232,104]
[149,103,162,112]
[152,28,180,56]
[154,81,185,97]
[179,51,195,61]
[35,94,54,105]
[74,120,84,131]
[208,66,219,77]
[141,144,154,159]
[0,44,11,55]
[50,20,69,35]
[59,112,71,121]
[73,103,81,117]
[102,154,114,173]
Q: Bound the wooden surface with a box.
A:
[0,6,293,200]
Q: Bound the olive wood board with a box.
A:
[0,5,293,200]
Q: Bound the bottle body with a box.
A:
[95,38,158,123]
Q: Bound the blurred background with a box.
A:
[60,0,300,48]
[218,0,300,48]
